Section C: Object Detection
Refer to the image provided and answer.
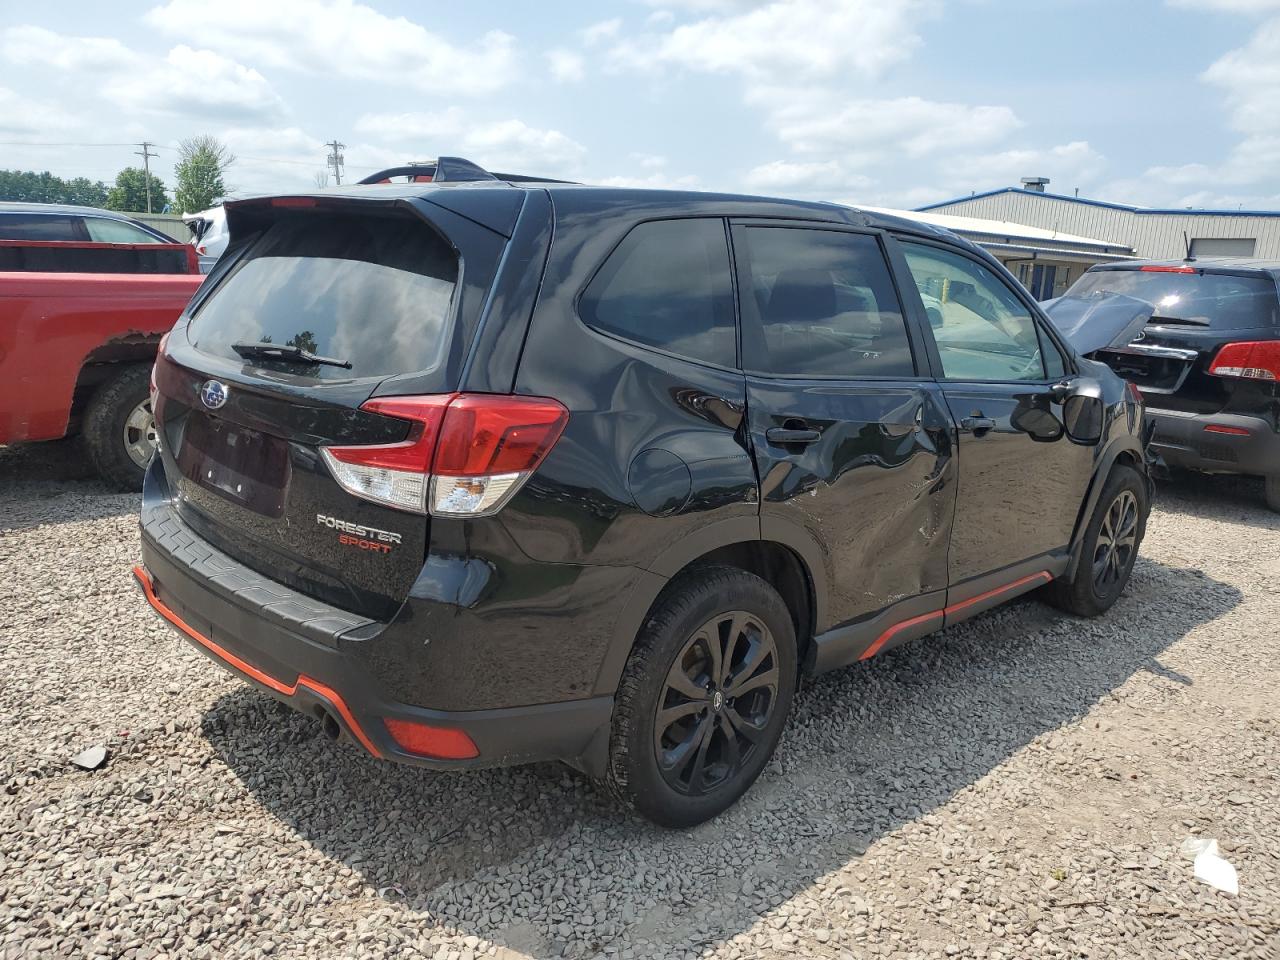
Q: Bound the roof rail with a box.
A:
[357,156,573,186]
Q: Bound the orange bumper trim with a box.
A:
[132,565,384,759]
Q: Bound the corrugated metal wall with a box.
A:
[926,193,1280,260]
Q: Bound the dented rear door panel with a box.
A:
[746,378,956,629]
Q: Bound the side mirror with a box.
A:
[1062,394,1104,445]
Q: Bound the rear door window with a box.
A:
[1065,268,1280,329]
[579,218,736,368]
[188,210,458,380]
[0,213,82,240]
[735,226,916,378]
[84,217,165,244]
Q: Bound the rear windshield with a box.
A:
[1065,268,1279,329]
[188,210,458,380]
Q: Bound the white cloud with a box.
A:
[0,87,81,135]
[2,25,132,70]
[759,92,1021,159]
[1168,0,1280,11]
[947,140,1106,190]
[632,153,668,169]
[742,159,873,196]
[144,0,517,95]
[546,49,585,83]
[581,19,623,46]
[591,171,703,190]
[106,45,288,123]
[355,110,587,175]
[2,26,287,126]
[609,0,937,82]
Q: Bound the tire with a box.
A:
[82,365,155,491]
[1266,476,1280,513]
[605,564,797,828]
[1044,464,1148,617]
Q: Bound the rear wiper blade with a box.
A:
[1148,315,1211,327]
[231,340,352,369]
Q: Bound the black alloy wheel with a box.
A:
[1092,488,1139,593]
[654,611,779,796]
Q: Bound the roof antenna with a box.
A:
[1183,230,1195,262]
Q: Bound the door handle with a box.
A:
[961,416,996,436]
[766,426,821,445]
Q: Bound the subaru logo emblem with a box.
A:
[200,380,229,410]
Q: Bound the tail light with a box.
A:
[320,393,569,515]
[1208,341,1280,381]
[1139,265,1197,274]
[150,331,171,408]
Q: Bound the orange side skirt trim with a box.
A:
[859,571,1052,662]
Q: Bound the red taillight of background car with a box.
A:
[320,393,569,516]
[1208,341,1280,381]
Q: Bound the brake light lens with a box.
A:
[1139,265,1197,274]
[1208,341,1280,381]
[384,717,478,759]
[149,331,171,408]
[1204,424,1251,436]
[320,393,568,515]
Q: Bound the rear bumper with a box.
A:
[1146,407,1280,478]
[136,486,613,774]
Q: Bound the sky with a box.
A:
[2,0,1280,211]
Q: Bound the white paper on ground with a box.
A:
[1192,841,1239,895]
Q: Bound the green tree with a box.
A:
[105,167,169,213]
[0,169,109,205]
[173,135,234,213]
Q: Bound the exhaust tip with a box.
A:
[317,708,341,741]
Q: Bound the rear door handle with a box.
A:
[961,416,996,436]
[766,427,821,445]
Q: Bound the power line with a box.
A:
[135,141,157,214]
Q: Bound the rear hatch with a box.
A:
[1049,264,1280,414]
[153,194,512,619]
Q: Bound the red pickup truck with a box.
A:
[1,271,203,488]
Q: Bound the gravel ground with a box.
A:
[1,440,1278,960]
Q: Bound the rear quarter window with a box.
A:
[578,218,736,368]
[188,210,458,380]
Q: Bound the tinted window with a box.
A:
[189,211,458,381]
[0,213,80,240]
[579,218,735,367]
[738,227,914,378]
[1065,268,1279,329]
[1041,327,1068,379]
[902,242,1047,381]
[85,217,164,244]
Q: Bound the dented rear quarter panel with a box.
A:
[0,271,202,443]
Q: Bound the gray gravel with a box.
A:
[2,440,1278,960]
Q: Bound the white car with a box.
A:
[182,203,229,273]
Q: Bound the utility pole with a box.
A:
[135,141,157,213]
[325,140,345,186]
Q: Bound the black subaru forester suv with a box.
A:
[135,159,1150,826]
